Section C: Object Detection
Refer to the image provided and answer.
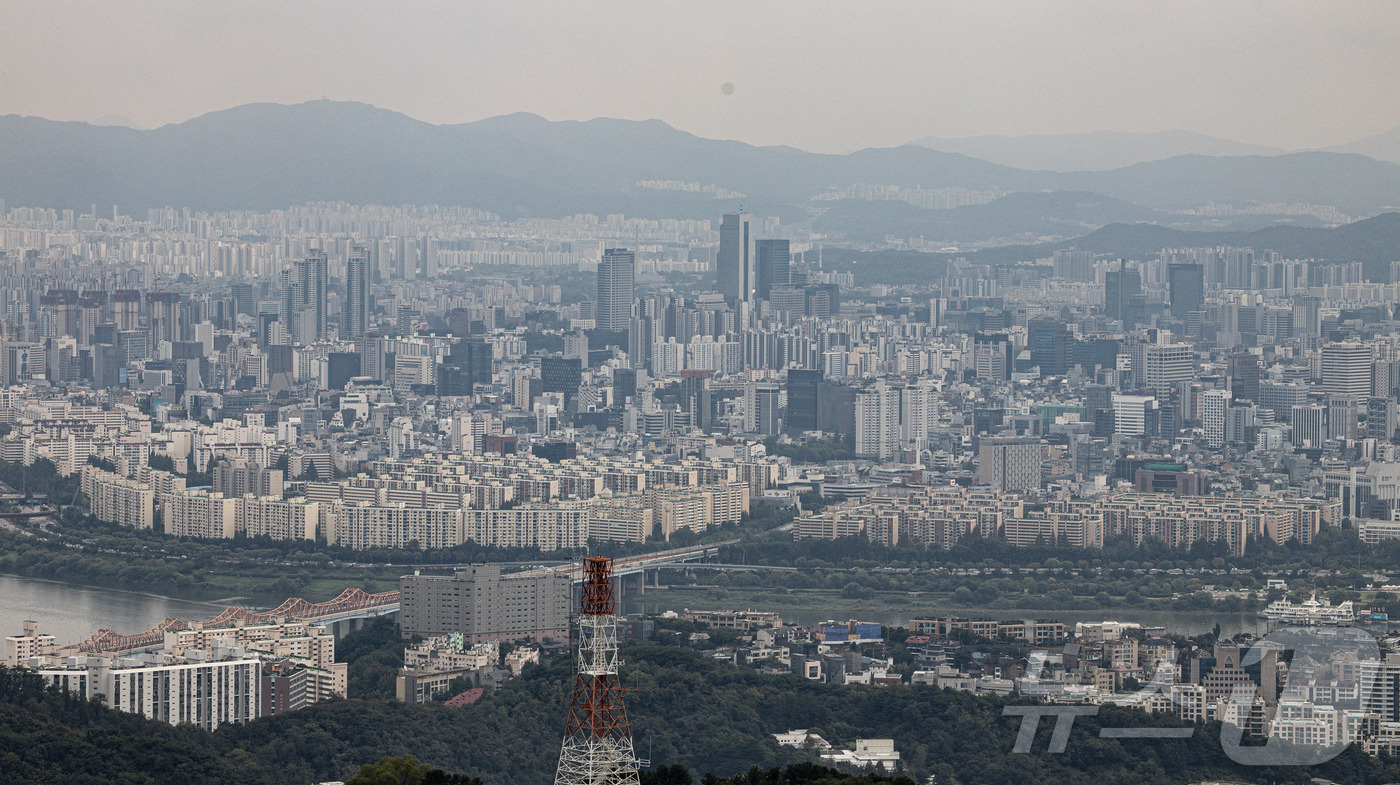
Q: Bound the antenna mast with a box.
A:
[554,557,646,785]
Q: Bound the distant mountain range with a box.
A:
[819,212,1400,287]
[3,101,1400,223]
[914,127,1400,171]
[911,130,1286,172]
[981,211,1400,277]
[1324,125,1400,166]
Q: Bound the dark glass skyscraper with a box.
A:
[785,369,822,433]
[1168,263,1204,321]
[1028,319,1072,376]
[1105,263,1142,326]
[717,212,754,302]
[755,239,790,301]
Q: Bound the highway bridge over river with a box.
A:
[73,541,780,653]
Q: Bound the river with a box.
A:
[0,572,1343,648]
[0,574,238,646]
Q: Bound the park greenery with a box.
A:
[10,642,1400,784]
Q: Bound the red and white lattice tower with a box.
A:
[554,557,646,785]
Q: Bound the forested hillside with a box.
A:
[6,646,1400,784]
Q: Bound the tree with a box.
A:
[346,754,481,785]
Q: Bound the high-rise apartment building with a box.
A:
[854,382,901,460]
[279,250,328,343]
[1202,388,1230,449]
[717,212,755,303]
[343,245,370,338]
[595,248,635,331]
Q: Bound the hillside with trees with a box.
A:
[6,644,1400,784]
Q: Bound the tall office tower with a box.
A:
[1228,353,1260,403]
[1112,393,1158,437]
[279,250,329,343]
[1104,263,1142,325]
[978,436,1043,492]
[973,333,1012,381]
[1027,318,1072,376]
[343,246,370,339]
[1293,296,1322,339]
[1201,388,1231,448]
[1291,404,1327,448]
[1321,341,1373,400]
[785,369,822,433]
[854,381,901,460]
[743,382,780,435]
[230,283,255,316]
[1133,342,1195,394]
[1328,394,1360,441]
[1168,263,1204,321]
[437,338,495,397]
[595,248,635,331]
[1367,397,1399,441]
[754,239,791,301]
[717,212,755,303]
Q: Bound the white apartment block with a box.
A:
[39,649,262,731]
[237,495,322,541]
[81,465,155,529]
[163,489,239,538]
[795,487,1340,556]
[4,620,57,666]
[329,502,464,550]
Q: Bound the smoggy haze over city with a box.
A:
[3,1,1400,154]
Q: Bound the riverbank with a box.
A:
[623,584,1276,638]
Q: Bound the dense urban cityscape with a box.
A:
[7,4,1400,785]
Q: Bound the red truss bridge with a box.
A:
[74,587,400,654]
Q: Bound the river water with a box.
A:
[0,572,1338,648]
[0,574,236,646]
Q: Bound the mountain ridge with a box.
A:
[4,100,1400,219]
[912,129,1287,171]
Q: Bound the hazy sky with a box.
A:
[3,1,1399,153]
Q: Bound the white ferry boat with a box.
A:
[1258,594,1355,625]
